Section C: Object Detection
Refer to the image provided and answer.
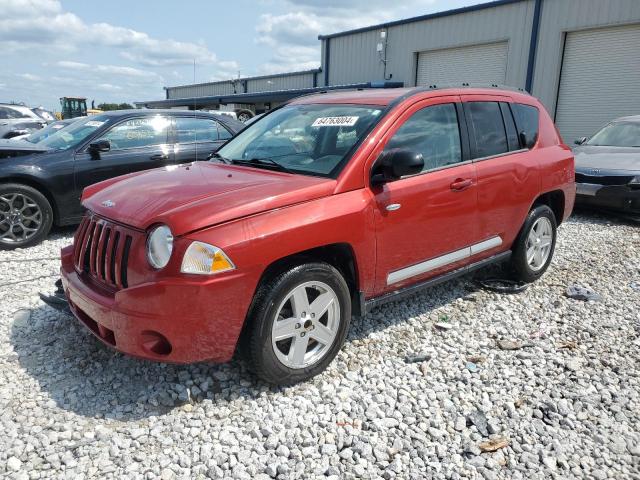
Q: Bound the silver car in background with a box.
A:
[573,115,640,218]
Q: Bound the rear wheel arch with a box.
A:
[532,189,565,225]
[0,176,59,225]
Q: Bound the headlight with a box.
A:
[147,225,173,269]
[181,241,235,275]
[630,176,640,188]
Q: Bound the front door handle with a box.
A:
[450,178,473,191]
[150,153,169,161]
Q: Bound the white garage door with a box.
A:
[416,42,508,87]
[555,24,640,143]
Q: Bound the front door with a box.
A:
[371,98,480,294]
[73,115,173,217]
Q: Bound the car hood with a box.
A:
[573,145,640,173]
[0,138,49,151]
[83,162,336,235]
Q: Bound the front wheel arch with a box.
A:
[0,176,59,225]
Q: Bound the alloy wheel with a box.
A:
[271,281,341,369]
[526,216,553,271]
[0,193,43,244]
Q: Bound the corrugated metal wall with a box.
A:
[167,70,319,99]
[531,0,640,114]
[323,1,534,88]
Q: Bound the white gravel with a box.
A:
[1,213,639,479]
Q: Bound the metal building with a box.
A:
[319,0,640,141]
[139,0,640,140]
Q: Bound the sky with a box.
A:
[1,0,482,111]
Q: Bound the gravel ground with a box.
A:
[1,212,639,480]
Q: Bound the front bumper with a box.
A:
[59,245,255,364]
[575,183,640,214]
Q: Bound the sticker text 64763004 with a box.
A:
[311,116,359,127]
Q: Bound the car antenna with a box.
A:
[193,59,197,161]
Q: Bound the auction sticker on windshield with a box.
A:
[312,116,359,127]
[85,121,105,127]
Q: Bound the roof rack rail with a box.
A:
[417,83,529,94]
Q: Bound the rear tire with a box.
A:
[0,183,53,250]
[245,262,351,385]
[509,204,557,283]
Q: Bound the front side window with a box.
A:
[467,102,509,158]
[216,104,383,177]
[511,103,539,148]
[98,116,170,150]
[174,117,220,143]
[586,121,640,147]
[384,103,462,172]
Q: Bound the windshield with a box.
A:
[587,122,640,147]
[26,120,73,144]
[216,104,384,177]
[38,115,111,150]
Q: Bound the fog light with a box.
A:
[141,330,172,356]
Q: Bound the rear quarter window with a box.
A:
[511,104,539,148]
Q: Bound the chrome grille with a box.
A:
[74,214,133,289]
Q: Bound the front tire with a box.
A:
[0,183,53,250]
[509,204,557,282]
[245,262,351,385]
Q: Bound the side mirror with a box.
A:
[371,148,424,185]
[88,139,110,153]
[574,137,587,145]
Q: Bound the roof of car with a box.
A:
[289,85,533,107]
[94,109,224,117]
[613,115,640,123]
[91,109,245,131]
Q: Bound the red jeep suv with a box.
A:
[58,87,575,384]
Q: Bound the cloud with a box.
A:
[255,0,437,74]
[17,73,41,81]
[0,0,234,68]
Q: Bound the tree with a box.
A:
[96,102,134,111]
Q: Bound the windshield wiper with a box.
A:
[231,157,293,174]
[209,152,230,164]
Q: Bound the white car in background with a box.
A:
[0,104,47,139]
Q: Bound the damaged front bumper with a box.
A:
[575,182,640,216]
[39,278,70,312]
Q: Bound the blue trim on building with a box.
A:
[525,0,543,92]
[318,0,525,40]
[324,38,331,86]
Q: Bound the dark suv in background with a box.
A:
[0,110,243,249]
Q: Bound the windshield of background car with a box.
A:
[216,104,384,176]
[26,121,71,144]
[38,115,111,150]
[587,122,640,147]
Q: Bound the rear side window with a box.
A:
[511,103,539,149]
[175,117,220,143]
[466,102,508,158]
[385,103,462,172]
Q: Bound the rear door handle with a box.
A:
[150,153,169,161]
[450,178,473,191]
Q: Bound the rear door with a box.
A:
[172,116,232,163]
[461,96,541,254]
[73,115,173,215]
[371,96,480,294]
